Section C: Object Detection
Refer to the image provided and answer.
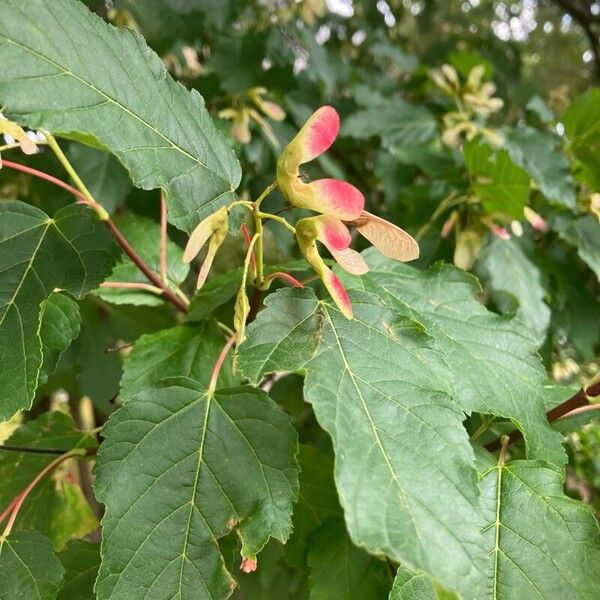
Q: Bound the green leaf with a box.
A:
[238,288,486,598]
[464,139,530,218]
[0,411,97,549]
[39,293,81,385]
[67,144,132,214]
[0,201,117,420]
[307,519,391,600]
[0,0,241,233]
[389,565,458,600]
[187,267,243,321]
[186,261,310,322]
[286,446,343,567]
[476,238,550,345]
[503,126,575,208]
[563,89,600,155]
[480,458,600,598]
[120,321,239,401]
[95,214,189,306]
[57,540,100,600]
[94,379,299,600]
[71,300,176,412]
[342,99,437,148]
[0,531,65,600]
[559,215,600,280]
[343,250,565,465]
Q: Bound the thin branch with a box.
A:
[0,444,70,455]
[160,192,168,285]
[241,223,256,277]
[208,335,237,395]
[1,157,189,313]
[263,271,304,288]
[101,281,163,295]
[1,159,87,201]
[485,383,599,452]
[104,220,189,313]
[1,448,94,536]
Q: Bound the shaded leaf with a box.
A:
[480,458,600,598]
[39,293,81,386]
[95,213,189,306]
[559,215,600,280]
[0,201,117,419]
[94,379,299,600]
[238,288,486,598]
[0,411,97,549]
[342,99,437,148]
[464,139,530,218]
[476,238,550,345]
[0,0,241,233]
[68,144,132,213]
[343,250,565,465]
[286,445,342,567]
[57,540,100,600]
[503,126,575,208]
[0,531,64,600]
[120,321,238,401]
[308,519,391,600]
[389,565,458,600]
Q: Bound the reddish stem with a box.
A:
[1,159,188,314]
[264,271,303,288]
[208,335,237,394]
[1,449,93,536]
[160,192,168,284]
[485,385,596,452]
[241,224,256,277]
[1,159,87,201]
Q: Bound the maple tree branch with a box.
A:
[485,382,600,452]
[1,157,189,313]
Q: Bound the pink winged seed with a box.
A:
[308,178,364,221]
[299,105,340,163]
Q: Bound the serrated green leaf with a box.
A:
[0,201,117,420]
[476,238,550,345]
[480,458,600,598]
[389,565,458,600]
[342,99,437,148]
[57,540,100,600]
[559,215,600,280]
[95,213,189,306]
[286,446,343,567]
[0,531,65,600]
[343,250,565,465]
[39,293,81,386]
[94,379,299,600]
[120,321,238,401]
[503,126,575,208]
[238,288,486,598]
[0,0,241,233]
[67,144,132,214]
[307,519,391,600]
[464,139,530,218]
[0,411,97,549]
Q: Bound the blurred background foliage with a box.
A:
[2,0,599,593]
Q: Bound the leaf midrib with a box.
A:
[2,33,233,190]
